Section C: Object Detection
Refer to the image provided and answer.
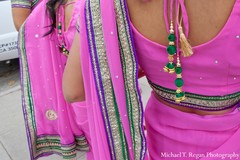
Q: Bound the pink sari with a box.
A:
[18,0,89,159]
[78,0,147,159]
[78,0,240,159]
[145,93,240,160]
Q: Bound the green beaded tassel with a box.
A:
[163,1,186,103]
[175,57,185,103]
[62,45,69,57]
[164,21,176,74]
[58,22,69,57]
[58,22,62,35]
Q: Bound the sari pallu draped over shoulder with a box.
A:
[78,0,148,159]
[18,0,89,159]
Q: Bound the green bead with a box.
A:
[175,67,182,74]
[167,45,176,55]
[167,62,175,69]
[58,25,62,29]
[175,78,184,87]
[176,92,185,98]
[168,34,175,42]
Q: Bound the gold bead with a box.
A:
[177,74,182,78]
[168,55,174,62]
[169,68,175,74]
[175,99,181,103]
[176,88,182,93]
[163,66,169,72]
[169,42,175,45]
[175,96,185,103]
[180,96,186,102]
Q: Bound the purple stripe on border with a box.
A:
[84,1,116,159]
[18,23,35,160]
[11,4,31,9]
[37,134,85,138]
[122,0,147,159]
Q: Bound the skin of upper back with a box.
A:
[127,0,236,47]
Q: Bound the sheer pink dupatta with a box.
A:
[78,0,148,159]
[18,0,89,159]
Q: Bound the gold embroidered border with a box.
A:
[86,0,128,159]
[114,0,147,160]
[149,80,240,110]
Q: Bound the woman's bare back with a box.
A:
[128,0,237,115]
[128,0,236,47]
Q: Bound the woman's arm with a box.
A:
[62,33,85,102]
[12,8,31,31]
